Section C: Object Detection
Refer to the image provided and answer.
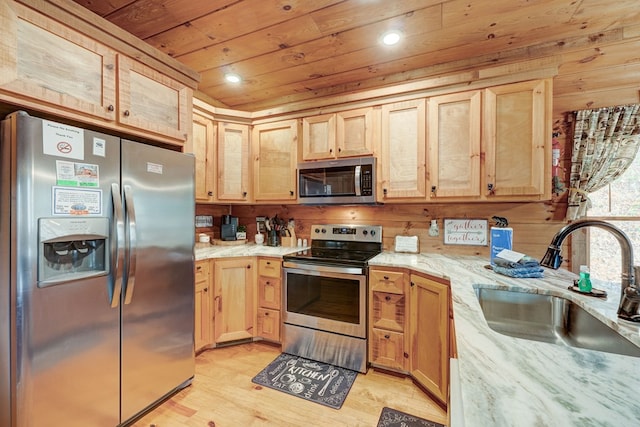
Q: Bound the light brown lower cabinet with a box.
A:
[256,258,282,342]
[368,267,451,405]
[409,273,450,404]
[194,259,213,351]
[213,258,256,343]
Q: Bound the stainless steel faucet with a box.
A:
[540,219,640,322]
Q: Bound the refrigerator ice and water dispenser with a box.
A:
[38,216,109,286]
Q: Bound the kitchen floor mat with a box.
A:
[376,407,445,427]
[251,353,358,410]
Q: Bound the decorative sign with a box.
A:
[394,235,419,253]
[443,219,488,246]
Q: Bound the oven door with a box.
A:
[283,263,367,338]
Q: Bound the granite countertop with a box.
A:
[369,252,640,427]
[194,241,304,260]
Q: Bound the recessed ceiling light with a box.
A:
[225,73,242,83]
[381,31,402,46]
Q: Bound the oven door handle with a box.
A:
[283,260,364,275]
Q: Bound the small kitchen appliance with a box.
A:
[220,214,238,241]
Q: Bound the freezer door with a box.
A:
[120,140,195,423]
[1,112,120,427]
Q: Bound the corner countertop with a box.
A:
[369,252,640,427]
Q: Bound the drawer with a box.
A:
[258,258,282,278]
[195,260,210,283]
[371,291,405,332]
[369,269,405,294]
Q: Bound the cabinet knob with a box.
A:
[265,312,269,316]
[247,265,251,269]
[290,190,294,196]
[266,261,271,265]
[410,281,415,287]
[487,183,495,195]
[383,275,389,280]
[329,148,333,153]
[196,266,202,270]
[123,110,130,117]
[431,185,436,193]
[383,188,388,196]
[208,191,213,196]
[385,295,391,302]
[384,334,390,339]
[204,288,208,292]
[242,191,247,197]
[107,104,114,112]
[266,281,270,285]
[338,147,342,152]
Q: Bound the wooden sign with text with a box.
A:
[443,219,488,246]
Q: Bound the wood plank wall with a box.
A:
[197,200,566,261]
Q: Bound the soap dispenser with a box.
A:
[578,265,592,293]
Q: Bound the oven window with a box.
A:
[286,272,360,324]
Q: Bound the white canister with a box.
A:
[255,233,264,245]
[198,233,210,243]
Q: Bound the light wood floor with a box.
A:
[130,342,447,427]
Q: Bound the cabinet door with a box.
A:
[257,308,281,342]
[213,259,255,343]
[409,274,449,404]
[195,260,213,351]
[192,114,216,202]
[217,122,251,202]
[0,2,117,120]
[252,120,298,201]
[484,79,551,199]
[370,329,405,371]
[117,55,191,142]
[336,107,375,158]
[258,276,281,310]
[428,90,482,199]
[195,281,212,351]
[379,99,427,201]
[301,114,336,160]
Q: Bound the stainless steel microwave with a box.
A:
[297,157,377,205]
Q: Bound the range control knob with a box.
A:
[314,228,320,234]
[321,228,326,234]
[362,230,368,235]
[370,230,376,236]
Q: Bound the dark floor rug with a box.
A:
[251,353,358,410]
[377,407,446,427]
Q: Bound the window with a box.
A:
[586,151,640,282]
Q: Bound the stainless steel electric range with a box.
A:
[282,224,383,373]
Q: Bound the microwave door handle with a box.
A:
[354,165,362,196]
[123,185,137,305]
[110,183,124,308]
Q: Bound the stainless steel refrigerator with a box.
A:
[0,111,195,426]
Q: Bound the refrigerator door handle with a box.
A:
[110,183,125,308]
[123,184,138,305]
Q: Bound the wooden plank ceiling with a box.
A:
[70,0,640,112]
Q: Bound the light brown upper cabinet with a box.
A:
[378,99,427,201]
[428,90,482,199]
[301,107,376,160]
[117,56,191,142]
[0,2,117,121]
[192,113,216,203]
[252,120,298,202]
[0,1,193,145]
[216,122,251,203]
[483,79,552,200]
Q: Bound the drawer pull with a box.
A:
[266,261,271,265]
[383,275,389,280]
[265,312,269,316]
[385,295,391,301]
[384,334,390,339]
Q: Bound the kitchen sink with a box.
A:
[475,287,640,358]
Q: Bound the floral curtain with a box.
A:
[566,104,640,220]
